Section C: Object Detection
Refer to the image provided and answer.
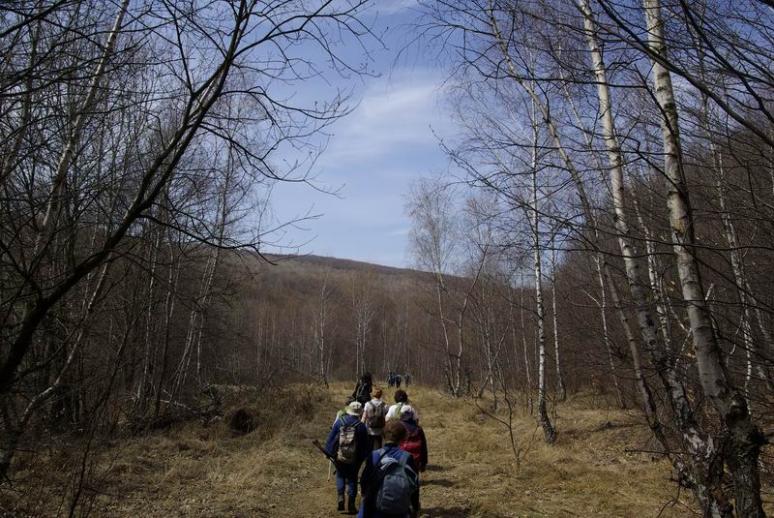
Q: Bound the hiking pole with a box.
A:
[311,439,339,480]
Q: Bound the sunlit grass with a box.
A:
[7,382,772,516]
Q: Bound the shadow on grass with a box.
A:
[424,464,444,472]
[420,506,470,517]
[421,478,454,488]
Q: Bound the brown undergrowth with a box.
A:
[5,383,769,517]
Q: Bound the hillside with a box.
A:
[264,254,427,278]
[3,384,699,517]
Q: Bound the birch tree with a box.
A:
[407,179,467,395]
[642,2,766,513]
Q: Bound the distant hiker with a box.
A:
[398,405,428,474]
[395,374,402,389]
[404,373,411,387]
[352,372,373,405]
[386,390,419,423]
[357,420,420,518]
[325,400,369,514]
[362,389,388,450]
[386,372,394,388]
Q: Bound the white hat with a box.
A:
[346,401,363,416]
[399,404,416,421]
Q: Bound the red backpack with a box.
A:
[399,423,424,469]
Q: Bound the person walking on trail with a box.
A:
[398,405,428,474]
[394,374,402,388]
[386,390,419,423]
[335,397,356,422]
[357,420,420,518]
[362,388,387,450]
[325,400,369,514]
[352,372,373,405]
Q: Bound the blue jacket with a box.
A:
[357,444,420,518]
[325,413,369,467]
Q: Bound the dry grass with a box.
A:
[414,389,688,518]
[4,383,771,517]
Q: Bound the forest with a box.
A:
[1,0,773,516]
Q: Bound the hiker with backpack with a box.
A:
[385,390,419,423]
[334,396,356,422]
[398,405,428,474]
[325,400,369,514]
[357,420,420,518]
[352,372,373,405]
[361,388,388,450]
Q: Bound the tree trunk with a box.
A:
[633,196,675,358]
[318,273,330,388]
[154,243,180,420]
[518,283,534,414]
[579,3,732,513]
[551,252,566,402]
[643,1,766,515]
[591,258,625,408]
[529,102,556,444]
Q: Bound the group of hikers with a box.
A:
[385,371,410,388]
[323,372,428,517]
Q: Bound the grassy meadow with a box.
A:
[3,383,748,517]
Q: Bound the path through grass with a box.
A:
[4,383,697,517]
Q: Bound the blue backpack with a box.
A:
[374,449,417,514]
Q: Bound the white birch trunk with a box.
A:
[529,103,556,443]
[714,152,763,396]
[435,276,456,394]
[633,196,675,356]
[518,282,534,414]
[318,273,330,387]
[488,6,660,430]
[578,4,730,513]
[593,257,625,408]
[137,227,161,410]
[36,0,131,249]
[643,1,765,515]
[550,251,566,401]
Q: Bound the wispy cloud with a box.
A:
[266,49,454,268]
[372,0,420,15]
[317,69,452,168]
[387,226,411,237]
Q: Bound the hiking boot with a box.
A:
[337,495,345,512]
[348,494,357,514]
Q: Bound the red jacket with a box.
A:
[399,419,428,471]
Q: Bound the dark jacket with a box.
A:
[358,444,419,518]
[400,419,428,472]
[352,379,373,405]
[325,413,369,467]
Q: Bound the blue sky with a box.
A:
[265,1,455,268]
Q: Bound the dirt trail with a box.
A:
[282,385,476,518]
[235,384,476,517]
[5,383,694,517]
